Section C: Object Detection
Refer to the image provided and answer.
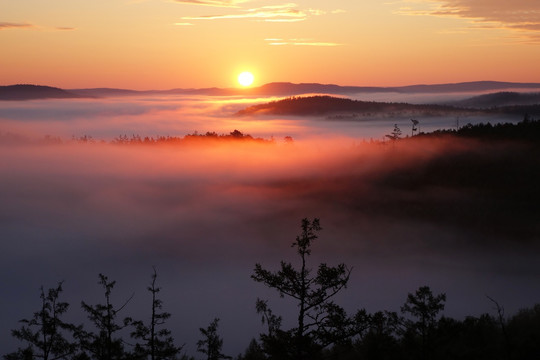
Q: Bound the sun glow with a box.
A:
[238,71,254,87]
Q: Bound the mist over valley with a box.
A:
[1,86,540,357]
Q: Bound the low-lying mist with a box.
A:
[1,94,538,356]
[1,133,539,355]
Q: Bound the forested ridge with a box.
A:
[234,95,540,119]
[234,96,468,117]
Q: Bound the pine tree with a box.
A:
[4,282,78,360]
[196,319,230,360]
[76,274,133,360]
[401,286,446,360]
[252,218,364,360]
[130,268,183,360]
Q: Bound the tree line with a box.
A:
[4,219,540,360]
[0,130,287,147]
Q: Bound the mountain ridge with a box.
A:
[449,91,540,108]
[0,84,82,100]
[3,81,540,100]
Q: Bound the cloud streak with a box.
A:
[0,22,33,30]
[0,22,75,32]
[397,0,540,42]
[173,0,250,7]
[264,38,342,46]
[182,4,306,21]
[181,3,325,22]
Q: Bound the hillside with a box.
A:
[451,91,540,108]
[0,84,82,100]
[240,81,540,96]
[235,95,475,117]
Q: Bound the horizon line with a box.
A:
[3,79,540,92]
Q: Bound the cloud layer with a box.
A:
[398,0,540,42]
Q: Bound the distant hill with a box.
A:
[235,95,475,117]
[5,81,540,100]
[69,88,141,97]
[246,81,540,96]
[0,84,82,100]
[237,82,382,96]
[394,81,540,93]
[450,92,540,108]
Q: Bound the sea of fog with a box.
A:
[0,93,537,356]
[0,92,526,142]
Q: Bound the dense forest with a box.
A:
[3,219,540,360]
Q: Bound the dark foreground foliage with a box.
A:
[415,115,540,142]
[4,220,540,360]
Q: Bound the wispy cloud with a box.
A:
[0,22,76,32]
[397,0,540,43]
[173,0,250,7]
[0,22,33,30]
[264,38,342,46]
[181,3,325,22]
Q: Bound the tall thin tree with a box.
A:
[77,274,133,360]
[130,267,183,360]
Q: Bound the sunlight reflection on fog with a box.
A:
[0,93,525,142]
[0,94,537,356]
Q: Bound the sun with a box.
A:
[238,71,254,87]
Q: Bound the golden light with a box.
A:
[238,71,254,87]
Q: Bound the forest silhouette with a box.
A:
[4,218,540,360]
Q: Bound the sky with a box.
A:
[2,0,540,89]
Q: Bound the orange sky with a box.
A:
[2,0,540,89]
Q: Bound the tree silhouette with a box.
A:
[401,286,446,360]
[76,274,133,360]
[236,339,265,360]
[486,296,512,360]
[4,282,78,360]
[252,218,363,360]
[411,119,419,136]
[196,318,230,360]
[386,124,402,141]
[130,267,183,360]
